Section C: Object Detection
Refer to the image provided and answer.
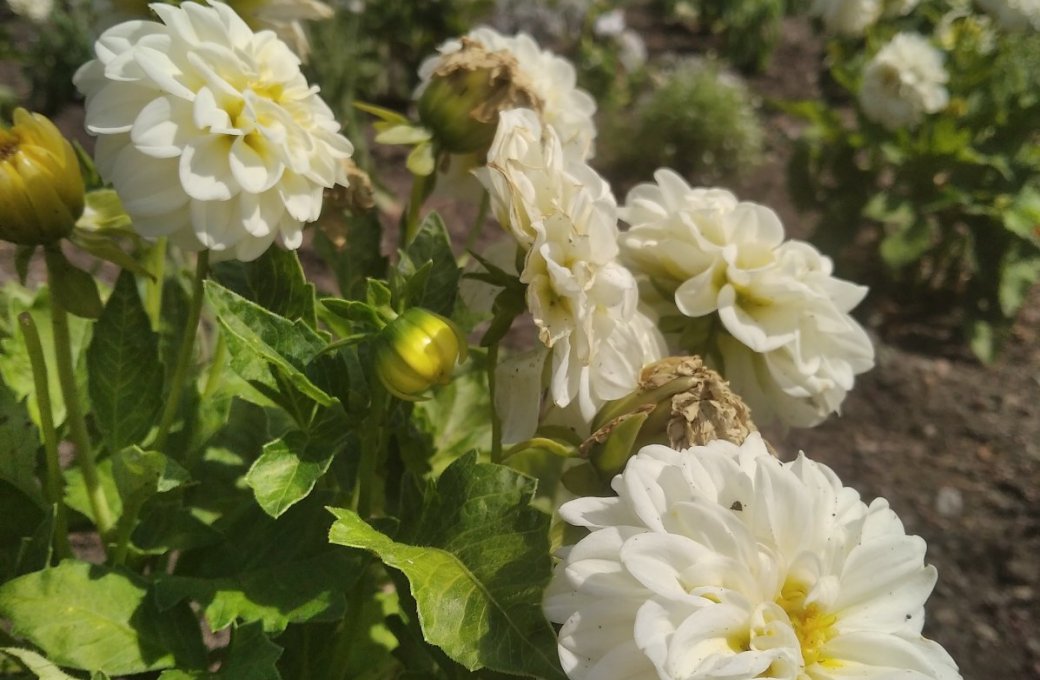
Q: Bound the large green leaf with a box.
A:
[0,383,44,507]
[245,430,346,519]
[412,360,492,477]
[0,560,206,675]
[204,281,334,417]
[395,212,460,317]
[87,271,164,452]
[157,622,282,680]
[212,248,317,326]
[328,454,564,680]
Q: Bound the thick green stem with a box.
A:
[354,388,389,519]
[144,237,167,332]
[110,498,142,567]
[18,312,71,560]
[154,250,209,452]
[44,249,114,540]
[487,342,503,463]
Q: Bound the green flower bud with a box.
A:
[0,108,84,246]
[375,307,468,401]
[418,38,542,155]
[581,356,758,481]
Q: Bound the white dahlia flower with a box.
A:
[73,1,352,261]
[7,0,52,23]
[976,0,1040,31]
[860,33,949,130]
[417,26,597,175]
[544,433,962,680]
[478,109,660,428]
[810,0,882,36]
[619,169,874,428]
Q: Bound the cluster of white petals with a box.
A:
[418,26,597,161]
[976,0,1040,31]
[7,0,52,23]
[809,0,882,36]
[619,169,874,428]
[859,33,949,130]
[545,433,962,680]
[74,0,353,261]
[478,109,663,436]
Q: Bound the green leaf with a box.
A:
[998,250,1040,317]
[412,360,492,476]
[0,286,92,428]
[1003,185,1040,244]
[154,550,356,634]
[245,431,344,519]
[87,271,164,452]
[216,623,282,679]
[212,248,317,326]
[205,281,334,411]
[396,213,460,317]
[328,454,565,680]
[112,446,190,508]
[43,249,102,320]
[0,560,206,675]
[0,647,82,679]
[879,219,935,270]
[64,458,122,522]
[0,384,44,508]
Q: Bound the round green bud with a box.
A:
[375,307,468,401]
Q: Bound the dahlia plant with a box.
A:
[0,2,962,679]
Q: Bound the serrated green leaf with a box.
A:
[412,360,491,476]
[212,248,317,326]
[87,271,164,452]
[0,647,82,679]
[0,384,44,508]
[0,560,206,675]
[396,213,460,317]
[245,431,343,518]
[205,281,334,412]
[216,623,282,679]
[328,454,565,680]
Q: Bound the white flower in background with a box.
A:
[883,0,920,17]
[94,0,333,59]
[619,169,874,428]
[545,433,962,680]
[810,0,882,36]
[418,27,597,161]
[7,0,52,22]
[976,0,1040,31]
[860,33,949,130]
[74,0,353,261]
[478,109,660,435]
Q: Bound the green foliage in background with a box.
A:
[788,3,1040,360]
[655,0,786,71]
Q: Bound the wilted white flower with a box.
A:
[7,0,52,22]
[94,0,333,58]
[976,0,1040,31]
[545,433,962,680]
[418,27,597,160]
[479,109,660,433]
[810,0,882,36]
[620,169,874,427]
[74,0,353,261]
[860,32,949,130]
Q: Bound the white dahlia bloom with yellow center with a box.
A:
[73,0,353,261]
[478,109,663,436]
[859,33,949,130]
[619,169,874,428]
[545,433,962,680]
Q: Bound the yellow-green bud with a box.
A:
[375,307,468,401]
[418,38,542,155]
[0,108,84,246]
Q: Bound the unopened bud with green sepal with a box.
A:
[0,108,84,246]
[375,307,468,401]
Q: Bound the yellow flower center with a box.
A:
[777,582,838,669]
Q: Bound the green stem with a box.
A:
[144,237,167,332]
[354,388,389,519]
[487,342,503,463]
[18,312,71,560]
[154,250,209,452]
[202,330,226,401]
[110,498,142,567]
[44,248,114,540]
[501,437,577,462]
